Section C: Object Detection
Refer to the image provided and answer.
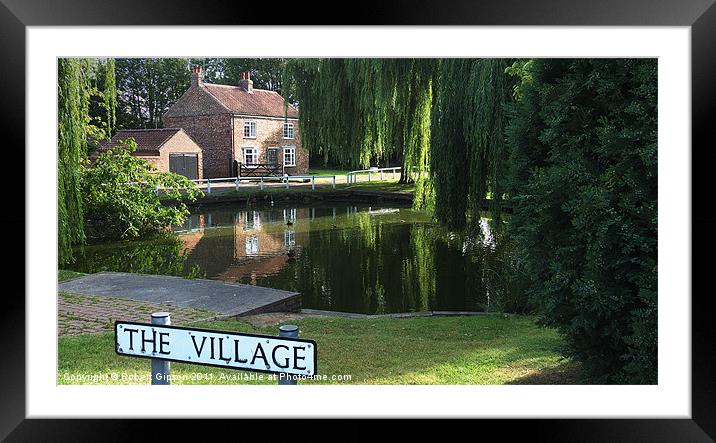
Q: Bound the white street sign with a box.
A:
[115,321,317,376]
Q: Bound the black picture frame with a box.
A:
[3,0,713,439]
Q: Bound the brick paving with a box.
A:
[58,272,301,317]
[58,292,219,337]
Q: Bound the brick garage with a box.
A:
[163,66,307,178]
[96,128,203,179]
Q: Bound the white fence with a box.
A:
[131,167,406,195]
[190,175,337,194]
[346,167,401,184]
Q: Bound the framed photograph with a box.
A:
[4,0,713,439]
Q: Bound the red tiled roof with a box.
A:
[97,128,183,156]
[202,84,298,119]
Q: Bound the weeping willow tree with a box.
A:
[285,58,515,227]
[58,59,89,264]
[103,58,117,137]
[284,59,433,184]
[430,58,515,230]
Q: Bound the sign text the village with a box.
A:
[115,321,316,376]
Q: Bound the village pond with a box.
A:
[69,202,511,315]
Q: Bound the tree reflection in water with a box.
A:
[70,203,510,315]
[180,204,505,314]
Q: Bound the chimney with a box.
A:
[238,71,253,93]
[190,65,204,87]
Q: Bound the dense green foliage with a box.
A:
[103,59,118,137]
[59,58,121,264]
[284,58,514,225]
[287,57,658,383]
[115,58,191,129]
[84,59,118,147]
[63,56,659,383]
[430,59,515,229]
[507,59,658,383]
[81,139,203,241]
[194,58,288,94]
[285,59,433,183]
[58,59,88,265]
[114,58,292,129]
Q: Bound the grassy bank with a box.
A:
[342,180,415,193]
[58,314,580,385]
[185,178,415,206]
[59,270,86,282]
[307,167,350,177]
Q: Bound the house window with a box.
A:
[283,146,296,167]
[283,122,294,139]
[243,147,258,165]
[243,121,256,138]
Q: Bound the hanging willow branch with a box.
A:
[284,58,515,230]
[284,59,433,179]
[104,58,118,138]
[431,58,515,230]
[58,58,89,264]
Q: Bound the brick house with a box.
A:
[95,128,203,179]
[163,66,307,179]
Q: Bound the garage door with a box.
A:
[169,153,198,180]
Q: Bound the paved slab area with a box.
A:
[58,292,218,336]
[58,272,301,317]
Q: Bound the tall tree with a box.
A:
[507,59,658,383]
[285,58,514,220]
[104,58,117,136]
[58,58,88,264]
[285,58,433,178]
[115,58,190,129]
[186,58,289,97]
[430,58,515,230]
[221,58,287,93]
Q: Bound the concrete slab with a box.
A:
[58,272,301,317]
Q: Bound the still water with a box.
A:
[70,203,504,314]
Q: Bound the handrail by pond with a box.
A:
[188,174,337,194]
[346,166,401,184]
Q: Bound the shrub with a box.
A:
[81,139,203,241]
[507,59,657,383]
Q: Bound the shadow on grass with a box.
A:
[59,315,579,385]
[506,360,584,385]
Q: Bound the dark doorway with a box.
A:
[169,153,199,180]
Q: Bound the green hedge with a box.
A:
[507,59,658,383]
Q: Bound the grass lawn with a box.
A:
[58,314,580,385]
[307,167,351,177]
[59,269,87,282]
[341,179,415,193]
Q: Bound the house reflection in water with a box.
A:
[174,207,310,285]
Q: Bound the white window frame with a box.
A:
[243,121,257,138]
[243,147,258,166]
[283,122,294,139]
[283,146,296,167]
